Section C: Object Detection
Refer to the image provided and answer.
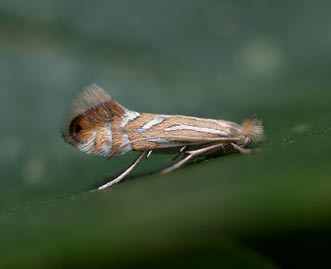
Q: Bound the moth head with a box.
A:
[62,84,126,156]
[67,110,100,145]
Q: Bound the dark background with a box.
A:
[0,1,330,268]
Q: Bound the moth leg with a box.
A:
[186,143,227,156]
[146,150,153,158]
[98,151,148,190]
[160,154,194,175]
[180,146,187,152]
[202,143,226,157]
[171,146,187,161]
[231,143,254,154]
[161,143,224,175]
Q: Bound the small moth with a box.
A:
[62,84,264,190]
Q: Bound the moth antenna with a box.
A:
[241,118,264,142]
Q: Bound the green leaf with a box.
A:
[1,1,331,267]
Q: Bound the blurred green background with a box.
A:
[0,0,330,268]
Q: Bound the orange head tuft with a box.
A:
[62,84,127,156]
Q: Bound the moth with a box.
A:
[62,84,264,190]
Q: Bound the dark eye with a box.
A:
[75,123,82,133]
[69,116,84,141]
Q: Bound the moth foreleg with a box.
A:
[98,151,148,190]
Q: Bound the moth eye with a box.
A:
[75,123,82,133]
[71,121,83,136]
[69,116,85,142]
